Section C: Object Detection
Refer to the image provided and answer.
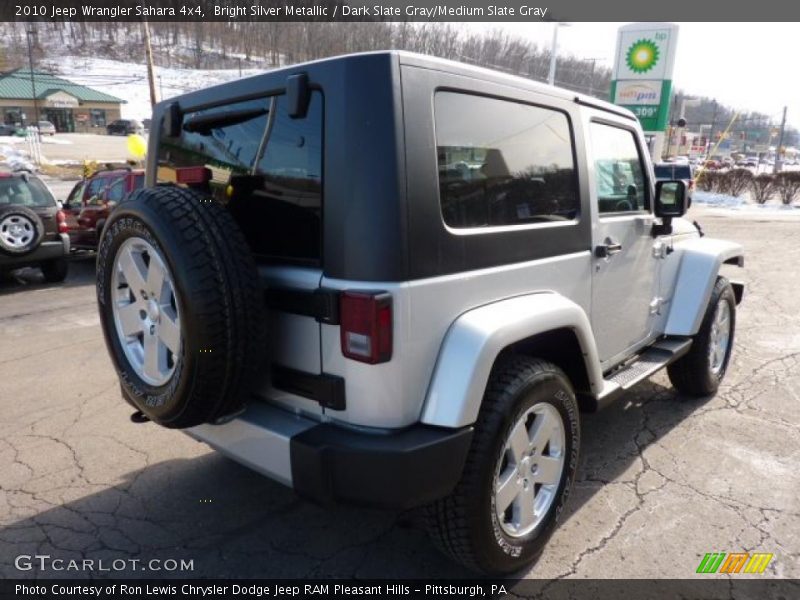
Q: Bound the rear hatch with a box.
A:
[0,174,59,240]
[154,90,326,418]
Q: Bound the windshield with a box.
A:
[0,177,55,207]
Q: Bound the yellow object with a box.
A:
[127,134,147,159]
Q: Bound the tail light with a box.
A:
[339,291,392,364]
[689,179,695,190]
[175,166,212,185]
[56,210,68,234]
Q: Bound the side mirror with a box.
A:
[653,180,688,236]
[655,180,688,217]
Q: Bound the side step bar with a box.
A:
[581,337,693,412]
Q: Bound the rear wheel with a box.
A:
[96,186,265,428]
[668,277,736,396]
[41,257,68,283]
[426,356,580,575]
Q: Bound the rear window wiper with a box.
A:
[182,107,268,135]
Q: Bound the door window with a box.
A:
[105,177,127,204]
[590,123,648,214]
[84,176,107,204]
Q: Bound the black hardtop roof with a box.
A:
[162,50,634,121]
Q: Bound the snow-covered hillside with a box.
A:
[40,56,268,122]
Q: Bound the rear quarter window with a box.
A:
[434,92,579,229]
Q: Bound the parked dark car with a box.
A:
[0,124,21,136]
[106,119,144,136]
[0,171,69,282]
[62,168,144,250]
[654,163,694,202]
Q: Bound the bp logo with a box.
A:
[626,39,660,73]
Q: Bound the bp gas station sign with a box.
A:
[610,23,679,157]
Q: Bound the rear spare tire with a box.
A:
[0,205,44,256]
[96,186,265,428]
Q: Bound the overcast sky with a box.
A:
[465,22,798,127]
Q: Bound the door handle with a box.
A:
[595,240,623,258]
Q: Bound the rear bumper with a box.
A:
[1,235,69,267]
[186,403,473,509]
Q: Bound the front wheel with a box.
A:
[668,277,736,396]
[426,356,580,575]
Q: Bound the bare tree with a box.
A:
[750,174,776,204]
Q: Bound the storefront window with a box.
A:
[4,107,24,125]
[90,109,106,127]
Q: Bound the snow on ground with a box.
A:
[0,143,35,172]
[693,190,800,216]
[41,56,268,122]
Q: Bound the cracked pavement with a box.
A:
[0,205,798,580]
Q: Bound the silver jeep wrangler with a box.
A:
[96,51,744,575]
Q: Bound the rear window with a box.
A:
[434,92,578,229]
[0,177,55,207]
[654,165,692,180]
[653,165,673,179]
[157,92,323,265]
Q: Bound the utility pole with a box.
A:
[706,101,718,159]
[238,57,242,78]
[142,17,158,108]
[548,23,570,85]
[583,57,604,97]
[774,106,787,174]
[25,26,39,126]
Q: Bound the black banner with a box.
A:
[3,0,800,22]
[2,580,800,600]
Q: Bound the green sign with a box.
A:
[610,79,672,131]
[611,24,679,134]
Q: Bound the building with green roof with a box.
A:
[0,69,125,133]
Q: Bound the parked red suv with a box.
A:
[63,168,144,250]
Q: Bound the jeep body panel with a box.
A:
[664,237,744,336]
[421,290,603,429]
[321,251,593,429]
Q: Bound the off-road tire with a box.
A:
[425,356,580,575]
[668,276,736,396]
[0,205,44,256]
[41,257,68,283]
[96,186,265,428]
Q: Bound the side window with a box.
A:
[84,176,107,205]
[589,123,648,214]
[105,177,127,203]
[434,92,578,229]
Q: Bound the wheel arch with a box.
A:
[420,292,603,429]
[665,238,744,336]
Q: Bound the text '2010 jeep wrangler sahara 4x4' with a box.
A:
[96,52,744,575]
